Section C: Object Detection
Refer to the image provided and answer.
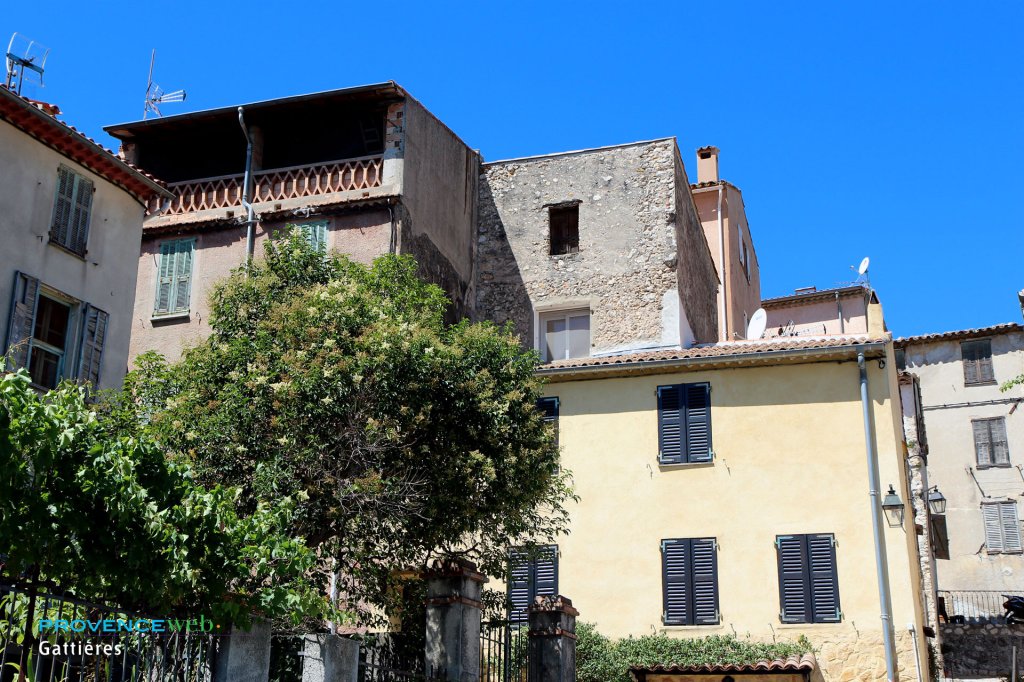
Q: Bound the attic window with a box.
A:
[549,205,579,255]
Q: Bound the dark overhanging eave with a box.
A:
[103,81,406,140]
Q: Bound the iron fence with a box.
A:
[939,590,1017,623]
[358,632,428,682]
[479,619,528,682]
[0,581,217,682]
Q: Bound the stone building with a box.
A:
[0,85,167,390]
[475,138,719,361]
[104,82,479,362]
[690,146,762,341]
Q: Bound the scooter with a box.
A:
[1002,595,1024,624]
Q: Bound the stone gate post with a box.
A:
[528,595,578,682]
[424,558,486,682]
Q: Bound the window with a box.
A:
[154,238,195,316]
[973,418,1010,468]
[656,383,712,465]
[661,538,719,626]
[508,545,558,622]
[983,502,1022,554]
[50,166,93,255]
[4,272,108,390]
[962,339,995,385]
[294,220,328,252]
[541,310,589,362]
[776,533,841,624]
[537,397,559,445]
[549,205,579,255]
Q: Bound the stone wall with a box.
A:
[671,151,719,345]
[475,139,716,355]
[940,622,1024,680]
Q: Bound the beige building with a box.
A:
[762,285,879,339]
[896,323,1024,619]
[0,85,167,390]
[104,82,479,362]
[691,147,761,341]
[522,333,931,681]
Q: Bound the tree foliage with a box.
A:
[0,367,326,625]
[110,231,573,623]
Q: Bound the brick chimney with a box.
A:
[696,146,720,183]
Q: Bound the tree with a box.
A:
[0,367,328,633]
[110,230,573,623]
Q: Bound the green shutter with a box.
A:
[77,305,108,388]
[69,175,93,254]
[154,239,195,315]
[5,272,40,370]
[51,167,75,246]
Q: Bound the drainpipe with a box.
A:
[238,106,256,266]
[858,352,897,682]
[908,623,924,682]
[717,184,728,339]
[836,291,845,334]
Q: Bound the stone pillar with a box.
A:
[424,558,486,682]
[528,596,578,682]
[301,634,359,682]
[213,619,271,682]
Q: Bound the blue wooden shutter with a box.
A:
[77,305,108,388]
[777,535,811,623]
[691,538,719,625]
[657,385,684,464]
[807,534,841,623]
[534,546,558,601]
[684,383,712,463]
[662,539,690,625]
[508,549,531,623]
[69,174,93,254]
[51,167,75,247]
[4,272,40,370]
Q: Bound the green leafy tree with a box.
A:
[110,230,573,623]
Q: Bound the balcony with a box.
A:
[148,155,384,216]
[939,590,1015,623]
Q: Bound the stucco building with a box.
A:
[475,138,719,360]
[762,285,880,339]
[104,82,480,362]
[896,323,1024,619]
[0,85,167,390]
[519,333,931,681]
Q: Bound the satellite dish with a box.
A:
[5,33,50,96]
[746,308,767,341]
[858,257,870,276]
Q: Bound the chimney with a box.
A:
[696,146,720,183]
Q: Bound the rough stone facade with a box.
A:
[475,139,717,357]
[940,622,1024,680]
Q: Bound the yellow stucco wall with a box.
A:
[541,352,929,681]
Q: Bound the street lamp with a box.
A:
[882,485,905,527]
[927,486,947,515]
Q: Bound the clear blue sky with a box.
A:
[5,2,1022,336]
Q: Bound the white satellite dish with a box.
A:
[858,257,870,276]
[746,308,767,341]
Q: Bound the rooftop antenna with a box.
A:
[745,308,767,341]
[143,49,186,119]
[850,256,870,287]
[5,33,50,96]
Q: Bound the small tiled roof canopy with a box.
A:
[629,652,817,680]
[895,322,1023,347]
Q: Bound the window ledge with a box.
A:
[659,624,724,632]
[977,464,1012,470]
[658,459,715,470]
[965,381,998,387]
[775,622,845,629]
[47,239,87,261]
[151,311,191,324]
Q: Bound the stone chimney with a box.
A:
[696,146,720,183]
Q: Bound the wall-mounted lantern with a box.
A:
[882,485,905,527]
[927,486,947,515]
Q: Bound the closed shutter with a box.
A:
[508,549,531,623]
[508,546,558,623]
[807,534,841,623]
[691,538,719,625]
[534,548,558,600]
[974,420,993,467]
[4,272,40,370]
[685,383,712,463]
[295,221,329,251]
[1001,503,1023,553]
[662,539,690,625]
[77,305,108,387]
[155,239,194,315]
[991,419,1010,466]
[657,385,684,464]
[69,175,93,254]
[962,340,994,384]
[983,504,1005,552]
[51,167,75,246]
[537,397,559,445]
[777,535,811,623]
[172,240,194,312]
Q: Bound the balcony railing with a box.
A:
[939,590,1016,623]
[148,155,384,216]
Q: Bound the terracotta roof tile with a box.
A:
[895,322,1023,347]
[630,652,817,676]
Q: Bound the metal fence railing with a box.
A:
[939,590,1016,623]
[479,619,528,682]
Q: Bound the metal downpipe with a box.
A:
[238,106,256,267]
[859,352,897,681]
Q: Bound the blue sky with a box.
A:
[5,2,1022,336]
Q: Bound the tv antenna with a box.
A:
[5,33,50,96]
[745,308,767,341]
[850,256,870,287]
[143,50,186,119]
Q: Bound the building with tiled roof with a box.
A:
[1,84,170,391]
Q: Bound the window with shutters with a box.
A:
[549,205,579,255]
[537,397,559,446]
[540,310,590,362]
[982,502,1023,554]
[291,221,329,252]
[49,166,94,256]
[776,533,842,624]
[508,545,558,623]
[656,383,712,465]
[961,339,995,386]
[154,238,196,317]
[661,538,719,626]
[973,418,1010,468]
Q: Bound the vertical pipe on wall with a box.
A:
[238,107,256,267]
[859,352,898,681]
